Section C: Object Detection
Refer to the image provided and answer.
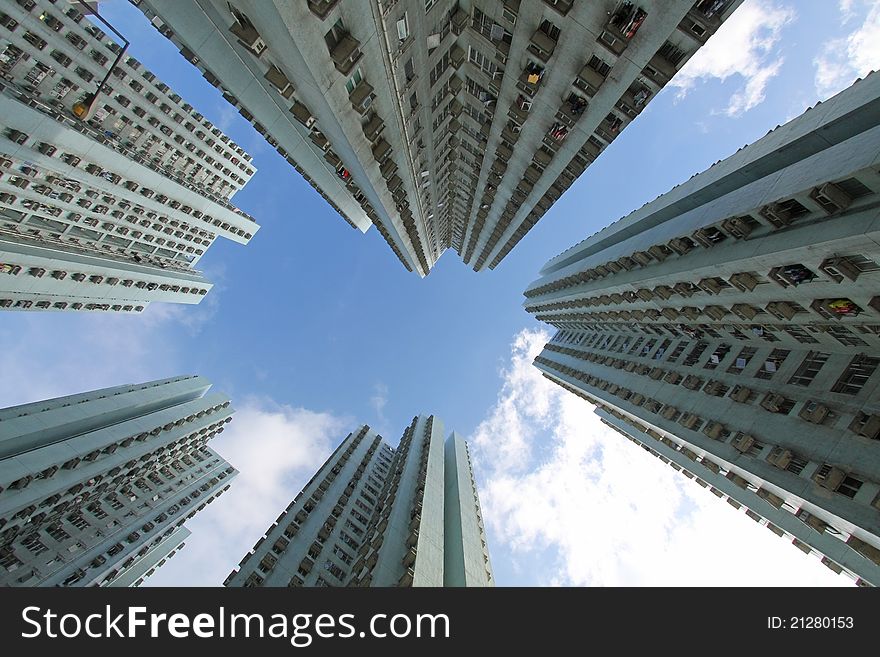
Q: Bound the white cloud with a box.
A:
[370,382,389,423]
[813,1,880,99]
[0,293,221,407]
[470,328,851,586]
[0,314,177,407]
[144,398,351,586]
[669,0,795,116]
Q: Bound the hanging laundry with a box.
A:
[623,8,647,39]
[781,263,815,285]
[827,299,860,316]
[633,88,650,107]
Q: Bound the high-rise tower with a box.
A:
[0,0,258,313]
[224,415,493,587]
[0,375,237,587]
[524,72,880,585]
[133,0,741,275]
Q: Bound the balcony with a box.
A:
[768,263,816,288]
[667,236,696,255]
[451,7,468,34]
[290,102,316,128]
[818,257,860,284]
[330,33,363,75]
[766,301,799,321]
[810,298,862,319]
[703,305,728,321]
[307,0,340,20]
[682,375,703,391]
[230,18,267,57]
[379,158,398,180]
[642,52,678,86]
[730,303,759,321]
[265,65,294,98]
[371,139,391,163]
[809,182,852,215]
[397,567,415,587]
[528,28,557,62]
[678,413,702,430]
[599,4,647,55]
[728,272,758,292]
[402,546,417,568]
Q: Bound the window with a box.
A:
[755,349,790,380]
[704,344,731,370]
[666,341,687,363]
[538,18,561,41]
[682,341,708,367]
[47,525,71,542]
[23,536,48,555]
[324,18,346,50]
[788,351,830,387]
[396,12,409,42]
[324,561,346,580]
[831,356,879,395]
[784,326,819,344]
[786,455,808,475]
[333,544,353,565]
[429,52,449,87]
[825,325,868,347]
[343,520,363,536]
[587,54,611,77]
[657,40,686,66]
[837,476,863,499]
[344,68,363,94]
[468,45,498,78]
[727,347,757,373]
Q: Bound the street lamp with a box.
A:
[70,1,129,122]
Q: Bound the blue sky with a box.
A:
[1,0,878,586]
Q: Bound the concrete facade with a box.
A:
[0,0,257,312]
[225,415,493,587]
[524,72,880,585]
[0,375,237,587]
[132,0,741,275]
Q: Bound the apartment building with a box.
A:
[224,415,493,587]
[132,0,741,275]
[0,0,258,312]
[524,72,880,585]
[0,375,237,586]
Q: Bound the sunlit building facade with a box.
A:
[525,72,880,586]
[0,0,257,312]
[0,375,237,587]
[225,415,493,587]
[133,0,741,275]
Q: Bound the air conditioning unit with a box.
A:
[731,433,755,453]
[702,421,725,440]
[813,464,846,491]
[678,413,701,429]
[766,447,793,469]
[848,412,880,440]
[396,17,409,41]
[819,256,860,283]
[759,203,792,228]
[760,393,786,413]
[798,400,830,424]
[810,182,852,214]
